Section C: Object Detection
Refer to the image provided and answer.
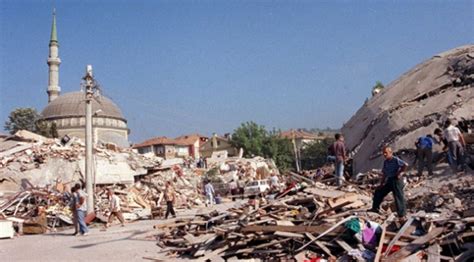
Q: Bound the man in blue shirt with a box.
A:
[415,134,434,176]
[369,147,408,217]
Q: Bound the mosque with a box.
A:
[40,11,130,147]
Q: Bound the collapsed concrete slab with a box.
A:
[342,45,474,173]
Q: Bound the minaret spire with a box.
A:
[47,8,61,103]
[50,8,58,43]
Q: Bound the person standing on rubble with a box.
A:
[75,183,89,236]
[434,128,453,165]
[205,180,215,207]
[164,181,176,219]
[443,120,466,172]
[415,134,434,176]
[369,147,408,218]
[105,188,125,228]
[333,133,347,186]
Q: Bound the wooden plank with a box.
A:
[383,216,415,257]
[335,239,353,252]
[296,215,356,252]
[315,200,352,217]
[195,245,228,262]
[374,214,395,262]
[290,171,315,185]
[154,221,188,229]
[386,227,444,261]
[400,250,424,262]
[315,240,334,258]
[303,187,345,198]
[385,230,418,241]
[328,193,359,208]
[241,224,329,234]
[275,231,304,238]
[426,244,441,262]
[335,239,364,262]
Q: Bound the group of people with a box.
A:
[69,183,89,236]
[330,119,467,221]
[416,119,467,175]
[69,184,126,236]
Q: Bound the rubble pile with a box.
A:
[153,169,474,261]
[0,130,161,192]
[0,182,74,234]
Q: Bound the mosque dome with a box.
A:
[41,91,126,121]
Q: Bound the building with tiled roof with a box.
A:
[174,134,208,158]
[133,137,178,159]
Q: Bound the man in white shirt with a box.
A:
[105,188,125,228]
[74,184,89,236]
[443,120,466,171]
[204,181,215,207]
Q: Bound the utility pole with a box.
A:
[291,130,301,172]
[83,65,95,214]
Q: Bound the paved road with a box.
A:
[1,201,243,262]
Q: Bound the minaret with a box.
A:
[47,9,61,103]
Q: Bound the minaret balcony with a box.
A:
[47,57,61,64]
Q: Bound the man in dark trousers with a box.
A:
[415,134,434,176]
[164,181,176,219]
[369,146,408,218]
[443,119,466,172]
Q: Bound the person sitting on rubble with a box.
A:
[105,188,125,229]
[204,180,216,207]
[369,146,408,220]
[164,181,176,219]
[415,134,434,176]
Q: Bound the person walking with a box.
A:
[105,188,125,228]
[204,180,215,207]
[75,183,89,236]
[164,181,176,219]
[369,147,408,218]
[69,185,79,235]
[443,120,466,172]
[415,134,434,176]
[333,133,347,186]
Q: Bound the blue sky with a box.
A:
[1,0,472,143]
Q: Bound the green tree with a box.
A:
[231,122,268,157]
[4,107,52,137]
[372,81,385,95]
[300,137,335,170]
[231,122,295,171]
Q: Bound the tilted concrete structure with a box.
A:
[342,45,474,173]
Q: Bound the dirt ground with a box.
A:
[1,201,243,262]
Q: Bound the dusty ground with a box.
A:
[1,201,243,262]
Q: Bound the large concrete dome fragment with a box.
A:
[342,45,474,173]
